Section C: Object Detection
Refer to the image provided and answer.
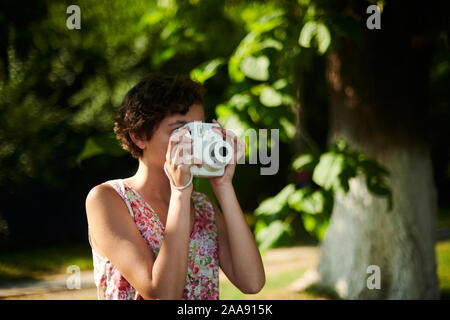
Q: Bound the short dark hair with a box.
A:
[114,73,205,159]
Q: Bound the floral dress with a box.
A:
[88,179,220,300]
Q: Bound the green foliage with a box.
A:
[298,21,331,55]
[240,55,271,81]
[190,58,225,84]
[255,184,296,219]
[228,9,284,83]
[77,134,127,164]
[312,152,345,191]
[254,219,294,252]
[182,1,393,248]
[0,242,93,283]
[2,0,445,252]
[254,139,392,245]
[0,0,241,187]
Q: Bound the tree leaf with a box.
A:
[255,183,296,216]
[300,190,325,214]
[240,55,270,81]
[312,152,345,190]
[287,189,307,212]
[78,134,126,163]
[190,58,224,84]
[260,86,283,107]
[215,104,233,119]
[288,189,325,215]
[302,214,317,233]
[291,153,315,171]
[255,220,293,251]
[228,93,252,111]
[298,21,331,55]
[280,117,296,139]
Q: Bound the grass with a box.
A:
[0,240,449,300]
[436,240,450,299]
[220,268,304,300]
[0,242,93,283]
[219,267,330,300]
[219,240,450,300]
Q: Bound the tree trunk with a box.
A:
[316,2,441,299]
[317,146,439,299]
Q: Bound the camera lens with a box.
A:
[210,146,216,162]
[209,143,222,164]
[203,139,232,170]
[209,143,225,164]
[219,146,227,157]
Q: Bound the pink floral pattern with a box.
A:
[89,179,219,300]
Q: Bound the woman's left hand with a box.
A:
[209,119,246,189]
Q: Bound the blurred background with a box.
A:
[0,0,448,299]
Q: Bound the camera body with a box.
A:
[173,121,233,177]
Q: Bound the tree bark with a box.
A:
[316,2,441,299]
[317,147,439,299]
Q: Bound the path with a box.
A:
[0,245,319,300]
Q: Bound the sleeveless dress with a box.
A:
[88,179,220,300]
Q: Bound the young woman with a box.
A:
[85,74,265,300]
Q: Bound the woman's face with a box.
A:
[135,103,206,167]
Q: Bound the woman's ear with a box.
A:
[129,131,147,151]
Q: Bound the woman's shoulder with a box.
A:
[85,179,125,210]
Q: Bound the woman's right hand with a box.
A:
[165,127,201,189]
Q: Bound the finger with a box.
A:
[180,148,193,165]
[223,129,236,146]
[212,126,224,138]
[223,128,235,139]
[173,145,189,166]
[226,132,245,161]
[167,129,185,161]
[179,135,193,145]
[190,157,203,168]
[171,141,189,164]
[170,144,181,165]
[170,127,190,144]
[236,139,246,161]
[212,119,225,132]
[167,130,191,161]
[178,137,193,160]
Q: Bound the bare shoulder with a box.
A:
[85,183,127,219]
[86,183,115,206]
[85,182,147,262]
[86,183,117,203]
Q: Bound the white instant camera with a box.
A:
[172,121,233,177]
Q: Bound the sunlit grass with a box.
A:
[219,267,327,300]
[437,240,450,299]
[0,240,449,301]
[0,242,93,283]
[220,240,450,300]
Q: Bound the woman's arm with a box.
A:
[208,120,266,294]
[210,185,266,294]
[86,127,197,300]
[85,183,193,299]
[151,187,192,299]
